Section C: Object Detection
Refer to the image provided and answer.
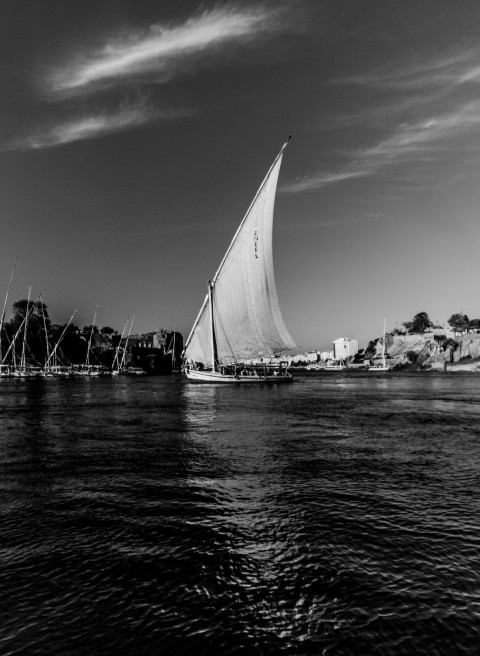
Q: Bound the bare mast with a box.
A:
[119,315,135,370]
[0,258,17,363]
[20,287,31,369]
[113,318,129,372]
[85,305,98,368]
[1,295,41,366]
[45,309,78,368]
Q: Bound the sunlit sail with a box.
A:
[183,139,295,383]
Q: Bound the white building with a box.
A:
[347,339,359,357]
[319,350,334,362]
[333,338,359,360]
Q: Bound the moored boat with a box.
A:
[324,359,347,371]
[369,315,391,372]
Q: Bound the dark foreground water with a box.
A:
[1,372,480,656]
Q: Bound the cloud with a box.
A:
[283,99,480,193]
[353,100,480,163]
[13,4,292,149]
[339,50,478,91]
[280,213,383,230]
[280,169,367,192]
[283,46,480,194]
[8,102,192,150]
[49,5,284,96]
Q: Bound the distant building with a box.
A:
[128,329,179,351]
[333,338,358,359]
[319,350,334,362]
[348,339,359,357]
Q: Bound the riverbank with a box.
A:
[369,332,480,372]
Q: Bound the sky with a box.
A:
[1,0,480,351]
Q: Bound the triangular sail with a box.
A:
[184,142,296,368]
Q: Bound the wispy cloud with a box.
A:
[16,5,289,149]
[49,5,285,96]
[285,48,480,193]
[280,213,383,230]
[8,101,192,150]
[280,169,366,192]
[339,49,479,91]
[284,99,480,193]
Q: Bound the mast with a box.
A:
[171,326,177,371]
[40,295,50,366]
[382,315,387,367]
[21,287,31,369]
[86,305,98,368]
[1,294,40,366]
[184,137,291,353]
[113,318,129,371]
[0,258,17,363]
[120,314,135,370]
[208,281,217,371]
[45,309,78,368]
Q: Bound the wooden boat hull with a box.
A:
[185,368,293,384]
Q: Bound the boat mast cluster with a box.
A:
[0,263,144,378]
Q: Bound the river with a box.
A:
[1,372,479,655]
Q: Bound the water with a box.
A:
[1,372,480,656]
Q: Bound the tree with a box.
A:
[410,312,433,333]
[364,339,379,358]
[448,313,469,332]
[82,325,99,335]
[8,299,51,364]
[50,323,85,364]
[100,326,116,335]
[10,299,50,332]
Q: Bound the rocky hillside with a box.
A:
[374,333,480,372]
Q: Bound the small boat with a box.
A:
[74,307,108,376]
[112,315,136,375]
[43,309,77,376]
[183,139,296,383]
[369,316,390,372]
[324,359,347,371]
[119,367,146,376]
[47,364,73,377]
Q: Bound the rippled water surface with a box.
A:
[1,372,480,655]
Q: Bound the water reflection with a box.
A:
[181,382,219,436]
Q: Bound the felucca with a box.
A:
[183,139,296,383]
[369,316,390,371]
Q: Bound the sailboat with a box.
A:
[13,288,39,377]
[44,309,77,376]
[115,314,144,375]
[0,258,16,377]
[369,315,390,371]
[111,318,129,375]
[74,306,106,376]
[183,138,296,383]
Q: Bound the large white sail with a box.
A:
[184,142,296,368]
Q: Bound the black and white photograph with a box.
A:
[1,1,480,654]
